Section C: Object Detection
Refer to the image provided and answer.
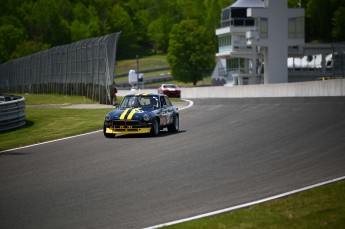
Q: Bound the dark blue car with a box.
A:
[103,93,179,138]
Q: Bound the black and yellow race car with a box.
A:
[103,93,179,138]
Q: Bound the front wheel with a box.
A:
[150,118,159,136]
[168,115,179,132]
[103,124,115,138]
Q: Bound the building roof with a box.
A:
[231,0,264,8]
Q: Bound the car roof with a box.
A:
[161,84,177,87]
[125,93,163,97]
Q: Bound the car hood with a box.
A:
[107,107,153,120]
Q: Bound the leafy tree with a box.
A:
[167,20,215,85]
[72,2,90,23]
[103,4,136,58]
[332,7,345,40]
[306,0,335,42]
[147,15,175,53]
[11,41,50,59]
[1,0,344,64]
[70,20,90,41]
[205,0,221,30]
[0,25,26,63]
[70,3,101,41]
[177,0,206,23]
[29,0,71,46]
[217,0,235,8]
[205,0,221,51]
[133,9,151,47]
[88,16,102,37]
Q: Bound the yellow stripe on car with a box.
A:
[119,108,141,120]
[120,109,131,120]
[127,108,141,120]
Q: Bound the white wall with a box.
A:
[117,79,345,98]
[181,79,345,98]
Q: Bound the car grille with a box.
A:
[113,120,140,127]
[114,128,140,132]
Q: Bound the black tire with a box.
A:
[168,115,179,132]
[150,118,160,136]
[103,124,115,138]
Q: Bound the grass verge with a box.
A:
[115,54,169,75]
[0,93,113,151]
[0,108,112,151]
[165,179,345,229]
[16,93,99,105]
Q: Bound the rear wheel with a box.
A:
[168,115,179,132]
[103,124,115,138]
[150,118,159,136]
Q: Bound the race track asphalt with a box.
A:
[1,97,345,228]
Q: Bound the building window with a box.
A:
[218,35,232,52]
[260,18,268,39]
[226,57,245,72]
[221,8,231,27]
[243,77,249,85]
[233,35,248,50]
[288,17,304,39]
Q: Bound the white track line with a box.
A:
[0,130,102,154]
[179,99,194,110]
[145,175,345,229]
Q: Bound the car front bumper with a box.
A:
[104,119,152,134]
[163,91,181,97]
[105,126,151,134]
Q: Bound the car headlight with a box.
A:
[105,115,111,121]
[143,114,151,122]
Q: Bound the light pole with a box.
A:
[136,55,139,90]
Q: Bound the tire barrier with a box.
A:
[0,94,26,132]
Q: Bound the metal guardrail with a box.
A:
[0,94,26,132]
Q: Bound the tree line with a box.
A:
[0,0,344,65]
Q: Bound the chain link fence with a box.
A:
[332,43,345,78]
[0,32,121,104]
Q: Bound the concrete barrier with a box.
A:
[0,95,26,132]
[181,79,345,98]
[116,79,345,98]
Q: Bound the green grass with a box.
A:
[0,108,111,150]
[114,69,171,83]
[18,93,99,105]
[166,180,345,229]
[115,54,169,75]
[114,54,213,87]
[0,93,113,151]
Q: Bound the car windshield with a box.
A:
[163,84,177,89]
[120,95,160,110]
